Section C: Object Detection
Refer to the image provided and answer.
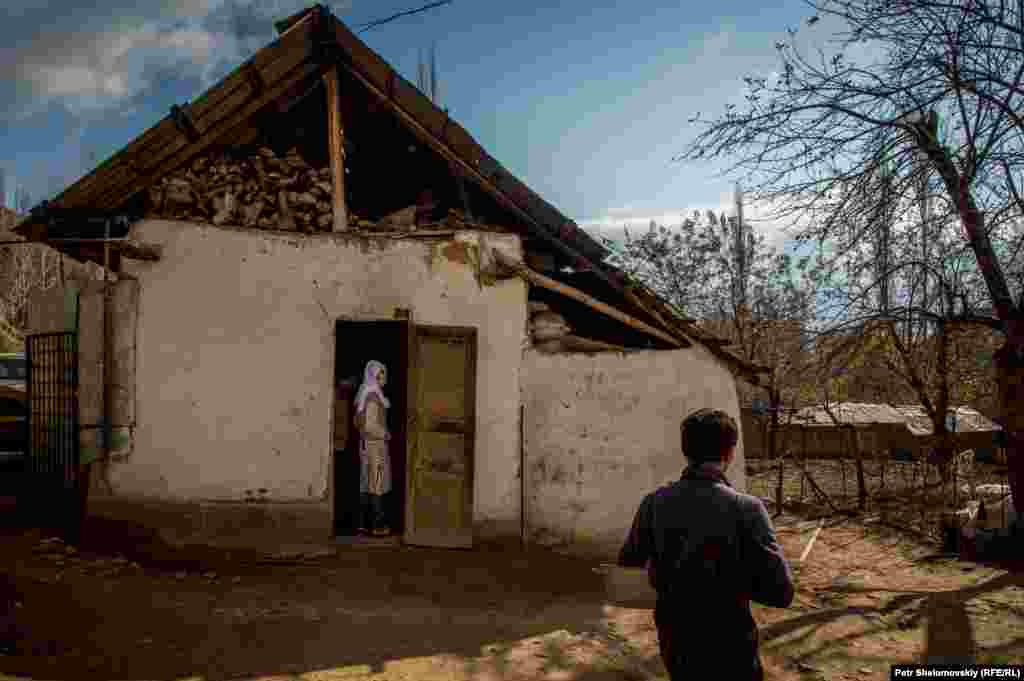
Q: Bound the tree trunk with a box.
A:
[768,386,784,514]
[929,437,955,484]
[916,129,1023,506]
[995,327,1024,512]
[776,456,785,514]
[850,427,868,511]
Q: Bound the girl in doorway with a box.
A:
[354,360,392,536]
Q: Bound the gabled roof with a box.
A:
[12,4,767,381]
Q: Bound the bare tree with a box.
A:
[605,209,817,513]
[680,0,1024,509]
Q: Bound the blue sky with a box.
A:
[0,0,819,249]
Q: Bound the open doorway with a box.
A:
[333,320,409,538]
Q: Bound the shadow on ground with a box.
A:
[760,561,1024,671]
[0,515,647,681]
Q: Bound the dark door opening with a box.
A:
[333,320,408,537]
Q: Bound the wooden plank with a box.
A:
[188,15,315,125]
[798,519,825,563]
[389,62,604,259]
[390,69,448,141]
[55,118,178,208]
[382,64,610,261]
[621,285,694,346]
[329,18,394,107]
[92,57,322,211]
[274,6,315,36]
[152,42,315,166]
[403,319,418,544]
[326,16,627,299]
[328,18,486,176]
[216,121,261,149]
[493,251,685,348]
[60,69,247,208]
[323,66,348,232]
[561,335,626,352]
[275,74,324,114]
[61,19,316,211]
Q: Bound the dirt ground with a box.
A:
[1,506,1023,681]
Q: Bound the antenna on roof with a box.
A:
[417,42,440,105]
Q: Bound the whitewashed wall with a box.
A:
[114,220,526,540]
[521,346,746,556]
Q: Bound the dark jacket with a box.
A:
[618,463,794,669]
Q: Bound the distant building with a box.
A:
[743,401,1003,461]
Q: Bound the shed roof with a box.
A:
[790,402,909,427]
[892,405,1002,436]
[11,4,767,382]
[786,401,1003,436]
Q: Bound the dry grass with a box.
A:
[746,458,1011,542]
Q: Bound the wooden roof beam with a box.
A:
[170,104,200,143]
[324,65,348,232]
[493,250,687,348]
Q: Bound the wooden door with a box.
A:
[404,325,477,548]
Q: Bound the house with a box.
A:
[744,401,1003,463]
[14,5,767,555]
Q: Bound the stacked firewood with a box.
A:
[145,145,499,235]
[147,147,353,232]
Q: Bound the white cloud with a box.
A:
[19,19,231,113]
[161,27,219,61]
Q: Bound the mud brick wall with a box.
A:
[521,347,745,557]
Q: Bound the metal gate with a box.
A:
[25,332,80,536]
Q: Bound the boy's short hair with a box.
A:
[680,408,739,464]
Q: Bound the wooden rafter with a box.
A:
[323,66,348,232]
[493,251,687,348]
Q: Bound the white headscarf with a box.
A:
[354,360,390,416]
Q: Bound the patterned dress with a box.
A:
[357,394,392,496]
